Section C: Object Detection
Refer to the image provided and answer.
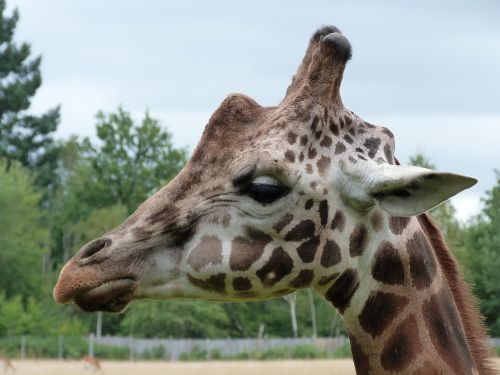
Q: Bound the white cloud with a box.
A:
[130,110,212,151]
[451,192,483,223]
[29,78,120,140]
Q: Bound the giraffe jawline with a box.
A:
[74,278,136,313]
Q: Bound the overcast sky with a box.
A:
[7,0,500,221]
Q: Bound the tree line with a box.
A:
[0,0,498,339]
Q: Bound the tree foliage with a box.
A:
[459,171,500,336]
[0,159,47,297]
[121,300,231,338]
[87,108,187,213]
[45,109,187,267]
[0,0,60,189]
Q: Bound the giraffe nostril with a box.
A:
[78,238,111,260]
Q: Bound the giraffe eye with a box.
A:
[243,176,290,204]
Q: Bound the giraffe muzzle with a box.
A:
[53,243,141,313]
[74,278,136,313]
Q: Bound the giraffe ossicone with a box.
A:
[54,25,495,374]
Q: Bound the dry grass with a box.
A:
[6,358,500,375]
[5,359,356,375]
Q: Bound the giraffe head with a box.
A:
[53,26,476,313]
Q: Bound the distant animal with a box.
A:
[0,355,15,372]
[82,355,102,373]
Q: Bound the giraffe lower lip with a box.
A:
[74,278,136,313]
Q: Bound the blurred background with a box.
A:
[0,0,498,372]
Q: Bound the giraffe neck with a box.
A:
[315,211,478,374]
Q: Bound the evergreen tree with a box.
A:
[0,0,60,186]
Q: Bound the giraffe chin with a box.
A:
[74,278,136,313]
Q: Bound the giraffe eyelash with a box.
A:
[240,176,290,204]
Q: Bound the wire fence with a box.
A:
[0,335,350,360]
[1,335,498,360]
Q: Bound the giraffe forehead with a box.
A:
[190,89,395,180]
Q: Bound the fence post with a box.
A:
[58,335,64,360]
[96,312,102,339]
[129,336,134,361]
[20,335,26,360]
[89,333,95,357]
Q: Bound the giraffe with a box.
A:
[53,26,495,374]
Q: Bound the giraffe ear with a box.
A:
[364,164,477,216]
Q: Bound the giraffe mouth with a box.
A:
[74,278,137,313]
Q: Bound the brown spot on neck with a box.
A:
[423,287,474,375]
[372,241,405,285]
[389,216,411,235]
[290,269,314,288]
[324,268,359,314]
[407,231,437,289]
[296,236,320,263]
[349,333,372,374]
[320,240,341,267]
[349,224,369,257]
[318,200,329,226]
[380,314,422,372]
[358,291,409,339]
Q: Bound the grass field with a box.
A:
[5,358,500,374]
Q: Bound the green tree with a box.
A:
[409,153,463,249]
[0,159,48,297]
[87,108,187,212]
[70,204,128,252]
[47,108,187,267]
[0,0,60,185]
[120,300,230,338]
[460,171,500,336]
